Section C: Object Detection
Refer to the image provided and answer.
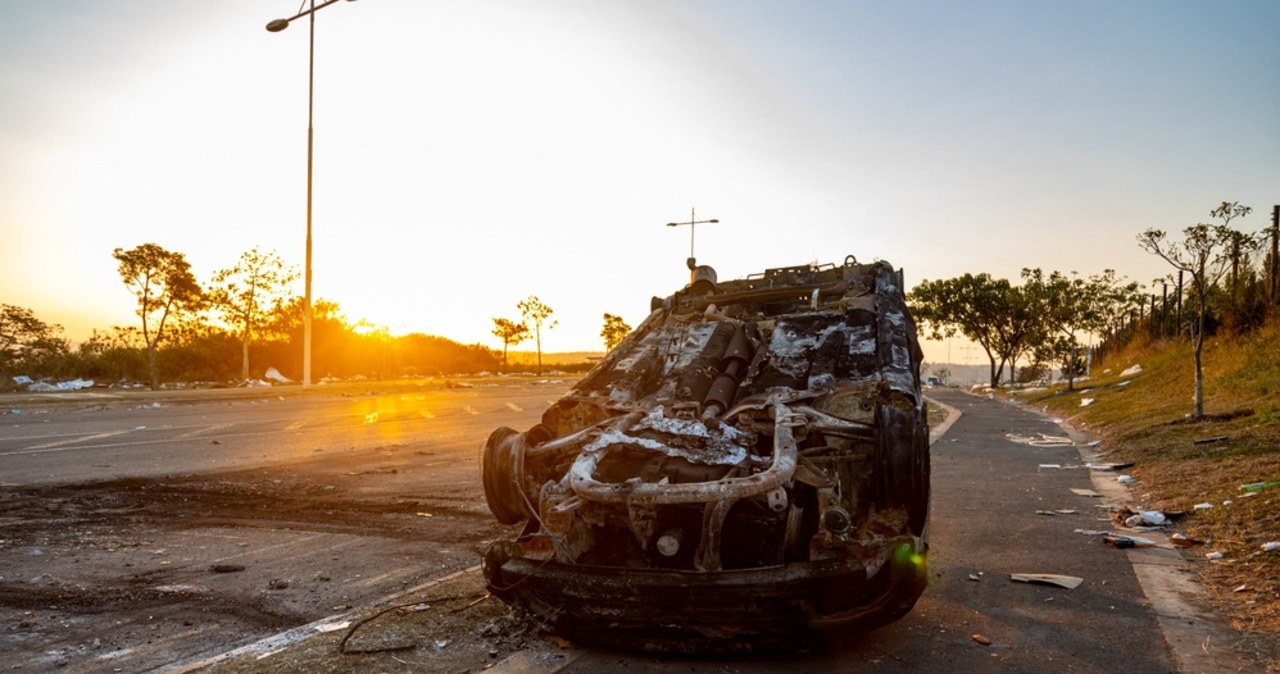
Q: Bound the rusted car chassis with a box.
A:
[481,256,929,652]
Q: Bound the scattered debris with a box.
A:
[25,378,96,392]
[267,578,290,590]
[210,564,246,573]
[1121,364,1143,376]
[1193,502,1213,511]
[1193,436,1230,445]
[1010,573,1083,589]
[264,367,294,384]
[972,634,992,646]
[1233,585,1249,593]
[967,573,982,582]
[1116,475,1136,484]
[1263,542,1280,552]
[1104,535,1157,549]
[1070,488,1103,497]
[1170,533,1205,548]
[1087,462,1134,472]
[1080,398,1095,407]
[1036,510,1058,516]
[1241,481,1280,493]
[1123,511,1167,528]
[314,621,352,633]
[1206,552,1224,561]
[1056,509,1079,515]
[1039,464,1062,469]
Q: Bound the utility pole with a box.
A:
[1271,205,1279,305]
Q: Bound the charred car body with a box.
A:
[481,256,930,652]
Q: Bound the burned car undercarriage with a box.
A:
[481,256,930,652]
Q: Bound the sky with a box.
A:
[2,0,1278,366]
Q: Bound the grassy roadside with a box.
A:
[1008,319,1280,665]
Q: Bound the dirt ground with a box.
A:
[0,442,561,672]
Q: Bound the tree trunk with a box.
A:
[1192,314,1205,418]
[241,328,250,381]
[535,326,543,376]
[147,343,159,391]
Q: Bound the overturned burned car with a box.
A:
[481,255,930,652]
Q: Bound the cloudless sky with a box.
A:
[2,0,1277,365]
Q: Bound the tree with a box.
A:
[601,313,631,351]
[113,243,204,390]
[491,317,530,372]
[1022,268,1138,391]
[517,296,557,376]
[0,304,66,377]
[909,273,1027,388]
[1137,201,1251,418]
[209,247,298,381]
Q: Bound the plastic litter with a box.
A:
[1121,364,1143,376]
[1116,475,1136,484]
[1193,502,1212,511]
[1263,542,1280,552]
[972,634,992,646]
[1206,552,1224,560]
[264,367,294,384]
[1080,398,1095,407]
[1124,511,1167,528]
[1241,481,1280,493]
[1170,533,1204,548]
[1070,488,1103,497]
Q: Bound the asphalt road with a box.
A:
[1,384,1253,672]
[1,381,573,486]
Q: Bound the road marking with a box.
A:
[463,406,479,415]
[505,403,523,412]
[284,420,306,431]
[177,424,232,439]
[20,430,129,451]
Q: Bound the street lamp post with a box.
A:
[266,0,356,387]
[665,208,718,270]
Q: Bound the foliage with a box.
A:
[517,295,557,376]
[909,273,1025,387]
[0,304,68,379]
[1021,268,1142,390]
[113,243,205,390]
[491,317,530,371]
[600,313,631,351]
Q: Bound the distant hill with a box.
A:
[505,351,604,366]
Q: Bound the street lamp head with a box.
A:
[666,222,678,227]
[265,18,290,32]
[708,219,719,223]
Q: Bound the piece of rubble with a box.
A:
[1010,574,1083,589]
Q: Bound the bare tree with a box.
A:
[517,296,557,376]
[1137,201,1251,418]
[113,243,204,390]
[209,247,298,381]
